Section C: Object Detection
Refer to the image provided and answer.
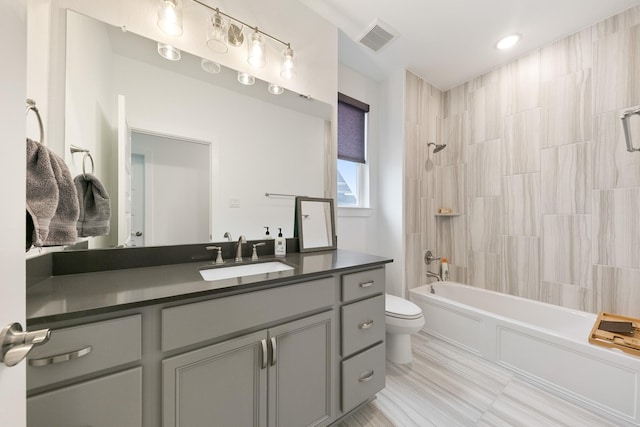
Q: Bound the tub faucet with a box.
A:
[235,235,247,262]
[426,270,442,282]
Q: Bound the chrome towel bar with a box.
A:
[621,108,640,152]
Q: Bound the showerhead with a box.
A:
[428,142,447,153]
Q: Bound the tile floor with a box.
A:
[337,331,631,427]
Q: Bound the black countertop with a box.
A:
[27,249,392,325]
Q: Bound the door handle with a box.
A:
[261,339,268,369]
[0,323,51,367]
[270,337,277,366]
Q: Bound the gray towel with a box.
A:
[74,173,111,237]
[26,138,59,247]
[43,149,80,246]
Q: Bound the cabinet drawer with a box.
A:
[341,295,385,357]
[341,343,385,413]
[162,277,335,351]
[27,315,142,391]
[341,268,385,302]
[28,367,142,427]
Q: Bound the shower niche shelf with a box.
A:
[434,213,461,217]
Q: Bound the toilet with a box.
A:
[385,293,425,364]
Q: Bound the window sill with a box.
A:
[338,207,372,218]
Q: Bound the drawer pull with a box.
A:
[358,370,374,383]
[261,339,268,369]
[29,345,92,367]
[359,281,374,288]
[358,320,374,329]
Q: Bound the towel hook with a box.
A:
[25,99,45,145]
[70,145,95,178]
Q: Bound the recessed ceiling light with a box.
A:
[496,34,520,50]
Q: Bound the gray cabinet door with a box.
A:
[163,330,268,427]
[27,367,142,427]
[268,311,334,427]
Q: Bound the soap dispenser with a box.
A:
[264,226,273,239]
[274,228,286,257]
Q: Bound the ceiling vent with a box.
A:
[358,19,398,53]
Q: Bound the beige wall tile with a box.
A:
[594,25,640,114]
[593,264,640,317]
[593,188,640,269]
[506,51,541,114]
[541,142,592,214]
[467,139,501,197]
[502,174,541,236]
[503,109,543,175]
[468,197,501,252]
[543,70,592,147]
[541,215,592,287]
[502,236,540,299]
[436,214,467,267]
[541,29,592,80]
[468,251,502,291]
[435,164,465,215]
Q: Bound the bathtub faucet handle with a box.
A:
[424,250,441,265]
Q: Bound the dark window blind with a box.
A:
[338,92,369,164]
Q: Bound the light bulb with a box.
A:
[157,42,181,61]
[157,0,183,37]
[247,31,266,68]
[237,71,255,86]
[268,83,284,95]
[201,58,221,74]
[280,47,295,80]
[207,13,229,54]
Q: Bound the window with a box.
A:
[337,93,369,208]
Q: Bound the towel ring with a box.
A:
[26,99,45,145]
[70,145,94,178]
[82,153,94,178]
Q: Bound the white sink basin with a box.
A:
[199,261,294,281]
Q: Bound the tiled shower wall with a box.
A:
[404,5,640,317]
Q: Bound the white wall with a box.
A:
[378,70,406,296]
[336,64,380,255]
[65,10,116,248]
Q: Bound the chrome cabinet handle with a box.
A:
[261,339,268,369]
[270,337,277,366]
[359,370,374,383]
[358,320,374,329]
[0,323,51,367]
[29,345,92,367]
[359,281,374,288]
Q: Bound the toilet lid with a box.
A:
[385,293,423,319]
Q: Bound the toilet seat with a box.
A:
[385,293,423,320]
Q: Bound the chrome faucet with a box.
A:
[426,270,442,282]
[235,235,247,262]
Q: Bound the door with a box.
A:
[268,311,334,427]
[0,0,27,425]
[162,330,268,427]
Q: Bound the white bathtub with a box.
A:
[410,282,640,426]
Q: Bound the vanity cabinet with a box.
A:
[26,315,143,427]
[339,268,386,414]
[163,311,333,427]
[26,252,390,427]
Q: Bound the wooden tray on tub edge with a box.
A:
[589,312,640,357]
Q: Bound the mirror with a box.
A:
[62,10,332,249]
[294,197,336,252]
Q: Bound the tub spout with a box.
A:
[426,270,442,282]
